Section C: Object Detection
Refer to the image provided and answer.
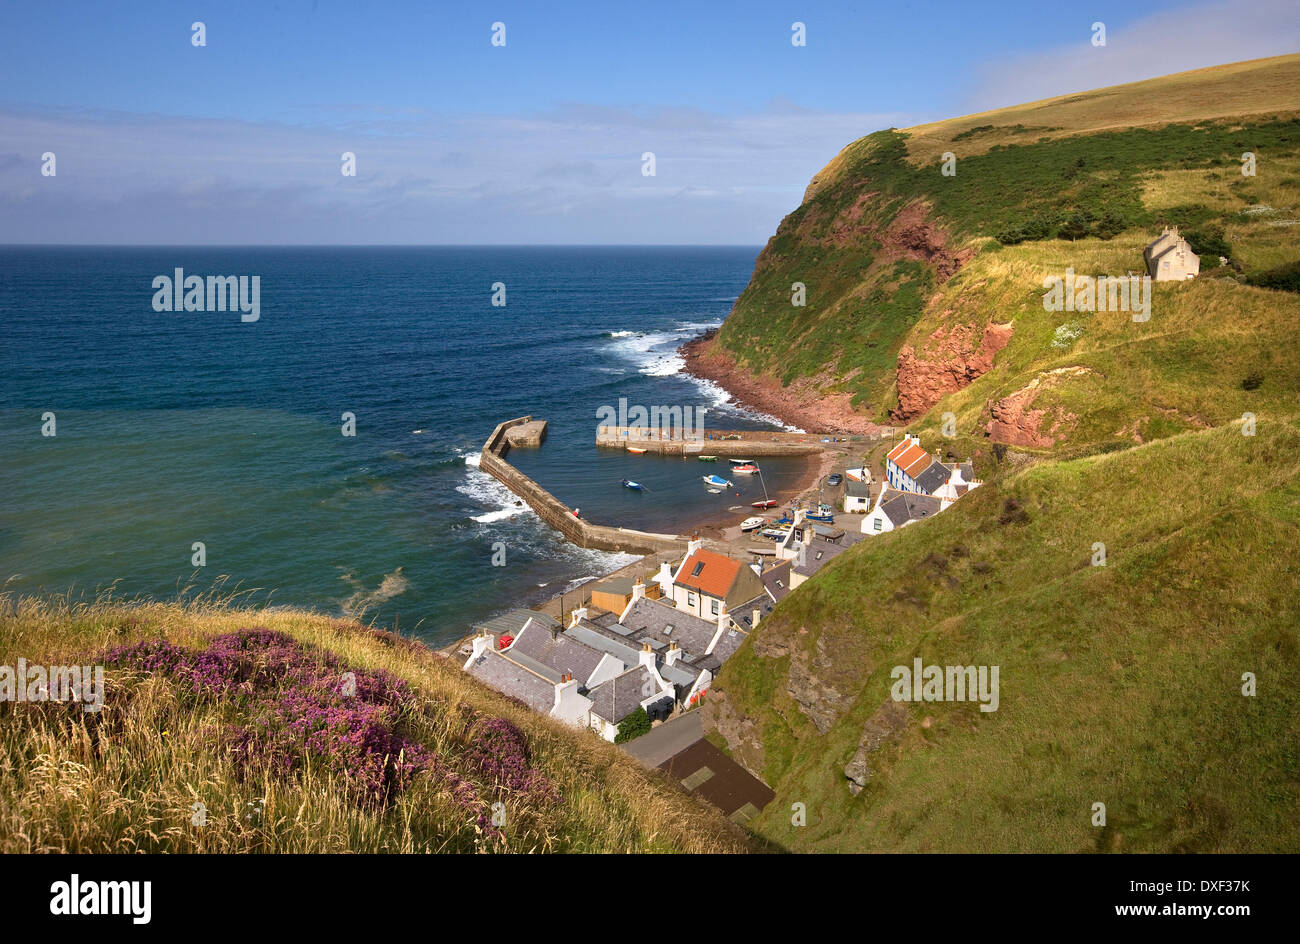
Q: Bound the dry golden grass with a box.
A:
[0,592,757,854]
[902,53,1300,165]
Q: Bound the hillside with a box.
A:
[695,53,1300,433]
[703,55,1300,853]
[0,594,755,853]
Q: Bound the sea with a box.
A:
[0,246,811,648]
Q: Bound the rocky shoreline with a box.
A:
[678,329,886,436]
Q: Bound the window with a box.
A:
[691,561,705,577]
[711,599,720,616]
[687,592,696,607]
[874,519,883,531]
[663,624,673,636]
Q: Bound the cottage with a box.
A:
[885,435,938,493]
[462,633,595,728]
[669,544,766,621]
[861,487,944,536]
[585,648,675,742]
[1144,227,1200,281]
[844,477,873,512]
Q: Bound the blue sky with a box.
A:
[2,0,1297,243]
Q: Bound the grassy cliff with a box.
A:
[712,53,1300,424]
[706,55,1300,853]
[0,594,755,853]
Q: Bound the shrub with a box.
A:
[615,707,651,744]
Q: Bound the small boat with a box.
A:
[805,512,834,523]
[761,528,790,540]
[627,447,647,454]
[728,458,754,465]
[703,474,733,488]
[740,516,766,532]
[751,499,779,509]
[622,479,646,490]
[698,455,718,462]
[732,464,759,475]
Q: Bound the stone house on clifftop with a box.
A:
[1144,227,1200,281]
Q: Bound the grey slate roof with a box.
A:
[913,461,950,495]
[845,478,872,499]
[564,619,641,667]
[588,665,664,724]
[619,597,718,659]
[761,560,792,602]
[510,619,605,683]
[474,609,561,639]
[465,649,554,713]
[881,490,943,527]
[794,539,849,577]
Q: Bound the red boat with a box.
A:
[751,499,778,509]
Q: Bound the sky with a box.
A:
[1,0,1297,244]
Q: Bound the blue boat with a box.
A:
[702,474,733,488]
[805,512,834,523]
[622,479,646,491]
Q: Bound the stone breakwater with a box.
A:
[596,425,834,457]
[480,417,694,555]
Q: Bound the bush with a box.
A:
[1242,372,1264,391]
[614,707,652,743]
[1184,226,1232,259]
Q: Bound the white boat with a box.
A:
[703,474,733,488]
[739,516,766,531]
[728,458,754,465]
[732,464,759,475]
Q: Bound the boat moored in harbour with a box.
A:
[703,474,733,488]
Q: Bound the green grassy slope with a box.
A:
[709,55,1300,853]
[715,53,1300,420]
[0,596,755,853]
[716,421,1300,852]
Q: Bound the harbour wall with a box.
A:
[480,417,694,555]
[596,425,865,457]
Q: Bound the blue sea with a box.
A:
[0,246,808,647]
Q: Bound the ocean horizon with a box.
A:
[0,245,811,648]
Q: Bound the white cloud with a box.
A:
[0,102,905,244]
[965,0,1300,113]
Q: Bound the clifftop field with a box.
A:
[0,593,754,853]
[703,54,1300,853]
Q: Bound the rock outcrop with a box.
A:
[893,319,1014,421]
[984,367,1090,447]
[844,700,910,796]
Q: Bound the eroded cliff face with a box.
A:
[984,367,1091,447]
[892,318,1014,422]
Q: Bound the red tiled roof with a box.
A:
[675,548,742,600]
[886,438,913,463]
[892,443,930,477]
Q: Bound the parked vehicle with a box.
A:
[827,473,843,486]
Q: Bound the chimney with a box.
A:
[655,561,674,597]
[568,606,587,628]
[797,543,808,569]
[686,537,703,557]
[465,631,493,667]
[631,580,646,603]
[638,642,657,674]
[664,641,680,666]
[752,608,761,629]
[717,603,729,636]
